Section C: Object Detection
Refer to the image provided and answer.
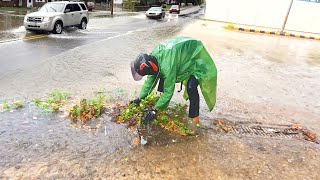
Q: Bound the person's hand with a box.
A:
[143,109,157,124]
[130,98,141,105]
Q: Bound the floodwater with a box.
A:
[0,13,25,41]
[0,9,320,179]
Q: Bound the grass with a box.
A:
[0,100,24,112]
[33,90,70,113]
[224,23,236,30]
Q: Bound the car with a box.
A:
[23,1,89,34]
[145,7,165,19]
[169,5,180,14]
[87,2,95,11]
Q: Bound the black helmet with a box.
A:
[131,53,159,81]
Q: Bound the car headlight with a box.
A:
[24,16,28,22]
[43,17,53,22]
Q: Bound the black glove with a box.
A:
[143,109,157,124]
[130,98,141,105]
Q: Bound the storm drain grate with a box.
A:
[230,125,300,139]
[213,119,303,140]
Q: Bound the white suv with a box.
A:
[24,1,89,34]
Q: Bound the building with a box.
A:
[114,0,122,5]
[0,0,63,8]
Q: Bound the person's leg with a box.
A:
[187,75,200,124]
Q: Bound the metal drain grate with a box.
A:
[213,119,303,140]
[231,125,300,139]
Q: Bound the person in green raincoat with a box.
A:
[130,37,217,127]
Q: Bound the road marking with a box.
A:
[0,35,47,43]
[23,35,47,40]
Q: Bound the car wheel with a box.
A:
[53,21,63,34]
[79,18,87,30]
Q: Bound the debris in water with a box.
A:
[291,124,303,130]
[133,137,140,146]
[113,89,123,93]
[214,118,235,133]
[290,124,319,144]
[140,136,148,145]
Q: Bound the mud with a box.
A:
[0,12,320,179]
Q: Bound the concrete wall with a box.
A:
[205,0,320,34]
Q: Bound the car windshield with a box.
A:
[171,5,179,9]
[149,7,161,11]
[38,3,65,12]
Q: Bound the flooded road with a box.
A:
[0,13,25,41]
[0,13,182,77]
[0,8,320,179]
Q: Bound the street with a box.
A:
[0,12,180,78]
[0,6,320,179]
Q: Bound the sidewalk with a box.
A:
[178,19,320,133]
[202,18,320,40]
[179,5,201,16]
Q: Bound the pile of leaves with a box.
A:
[34,91,70,113]
[68,94,107,123]
[116,93,195,136]
[291,124,319,144]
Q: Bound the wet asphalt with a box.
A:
[0,12,182,77]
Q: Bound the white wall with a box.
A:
[114,0,123,5]
[205,0,320,34]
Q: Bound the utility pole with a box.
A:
[111,0,114,16]
[281,0,294,33]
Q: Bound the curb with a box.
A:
[237,27,320,40]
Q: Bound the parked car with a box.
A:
[87,2,95,11]
[169,5,180,14]
[24,1,89,34]
[145,7,165,19]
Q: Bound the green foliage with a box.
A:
[0,100,24,112]
[69,94,107,123]
[34,90,70,113]
[116,94,159,124]
[13,101,24,109]
[224,23,236,30]
[117,94,195,136]
[123,0,136,11]
[3,101,11,112]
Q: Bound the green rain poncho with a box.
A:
[139,37,217,111]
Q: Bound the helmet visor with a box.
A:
[131,61,143,81]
